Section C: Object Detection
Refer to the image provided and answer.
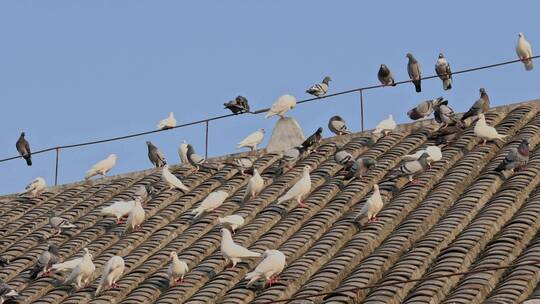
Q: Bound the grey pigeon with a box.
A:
[301,127,323,153]
[29,243,59,279]
[145,184,159,198]
[389,152,429,183]
[406,53,422,92]
[16,132,32,166]
[328,116,351,136]
[226,157,254,176]
[495,139,529,173]
[378,64,396,86]
[434,100,460,128]
[334,150,353,165]
[407,97,444,120]
[146,141,166,168]
[461,88,490,121]
[273,146,308,176]
[186,144,220,172]
[306,76,331,97]
[0,281,18,303]
[428,124,464,145]
[435,53,453,90]
[343,158,377,180]
[48,211,76,235]
[224,96,250,114]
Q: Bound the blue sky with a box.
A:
[0,1,538,194]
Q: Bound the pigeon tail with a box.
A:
[443,79,452,90]
[524,60,534,71]
[25,156,32,166]
[413,80,421,92]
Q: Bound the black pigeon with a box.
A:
[495,139,529,172]
[301,127,323,152]
[461,88,490,121]
[378,64,396,86]
[224,96,250,114]
[16,132,32,166]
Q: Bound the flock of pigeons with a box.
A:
[1,33,535,302]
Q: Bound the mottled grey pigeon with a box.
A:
[516,32,533,71]
[378,64,396,86]
[343,158,377,180]
[48,211,76,235]
[16,132,32,166]
[389,153,429,183]
[406,53,422,92]
[435,53,453,90]
[301,127,323,152]
[334,150,353,165]
[407,97,444,120]
[306,76,331,97]
[328,116,351,136]
[434,100,460,128]
[461,88,490,121]
[495,139,529,172]
[186,144,220,172]
[29,243,59,279]
[0,281,18,303]
[224,96,250,114]
[428,124,464,145]
[146,141,166,168]
[273,146,308,176]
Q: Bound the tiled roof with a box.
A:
[2,100,540,304]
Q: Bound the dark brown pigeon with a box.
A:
[16,132,32,166]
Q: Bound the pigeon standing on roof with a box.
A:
[343,158,377,180]
[378,64,396,86]
[29,243,59,279]
[191,190,229,218]
[328,116,351,136]
[16,132,32,166]
[301,127,323,153]
[167,252,189,286]
[389,152,429,183]
[245,249,286,287]
[516,32,534,71]
[126,198,145,232]
[277,166,311,208]
[429,124,465,146]
[495,139,529,173]
[374,115,396,136]
[21,177,46,198]
[406,53,422,93]
[178,140,189,165]
[185,144,221,172]
[48,211,76,235]
[85,154,117,180]
[434,100,459,128]
[95,255,125,296]
[474,113,506,145]
[334,150,353,165]
[218,214,245,234]
[237,129,265,151]
[134,185,149,201]
[147,141,166,168]
[0,281,18,303]
[162,165,189,192]
[306,76,331,97]
[220,228,261,268]
[224,96,250,114]
[403,146,442,168]
[435,53,453,90]
[226,157,254,176]
[0,257,8,267]
[461,88,490,122]
[265,95,297,119]
[356,184,383,223]
[101,199,136,224]
[157,112,176,130]
[407,97,444,120]
[63,248,95,290]
[243,169,264,203]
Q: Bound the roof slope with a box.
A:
[2,100,540,304]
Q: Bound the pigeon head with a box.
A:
[406,53,414,59]
[438,53,444,58]
[373,184,379,191]
[363,158,377,167]
[260,128,266,133]
[20,132,25,137]
[323,76,332,84]
[109,154,117,160]
[518,32,524,38]
[146,141,152,146]
[316,127,323,134]
[187,144,195,154]
[478,113,485,120]
[479,88,486,95]
[169,251,178,259]
[380,64,387,69]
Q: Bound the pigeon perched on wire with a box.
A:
[95,255,125,296]
[146,141,166,168]
[328,116,351,136]
[29,243,59,279]
[237,129,265,151]
[342,158,377,180]
[220,228,261,269]
[434,100,460,128]
[435,53,453,90]
[224,96,250,114]
[245,249,286,287]
[157,112,177,130]
[48,211,76,235]
[495,139,529,173]
[301,127,323,153]
[406,53,422,93]
[306,76,331,97]
[218,214,245,234]
[474,113,506,145]
[461,88,490,122]
[407,97,444,120]
[85,154,117,180]
[378,64,396,86]
[16,132,32,166]
[167,252,188,286]
[277,166,311,208]
[265,95,297,119]
[389,152,429,184]
[20,177,46,198]
[516,32,534,71]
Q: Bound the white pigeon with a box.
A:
[516,32,534,71]
[21,177,46,198]
[277,166,311,208]
[191,190,229,218]
[237,129,265,151]
[243,169,264,203]
[220,228,261,268]
[157,112,177,130]
[167,252,189,286]
[403,146,442,164]
[51,256,84,272]
[162,165,189,192]
[357,184,383,223]
[85,154,117,180]
[126,198,145,232]
[265,94,297,119]
[217,214,245,233]
[95,255,125,296]
[474,113,506,145]
[178,140,189,165]
[245,249,286,287]
[374,115,397,136]
[101,200,136,224]
[63,248,95,290]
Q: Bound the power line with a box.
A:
[254,259,540,303]
[1,55,538,165]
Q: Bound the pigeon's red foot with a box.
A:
[298,201,308,208]
[410,179,420,185]
[111,283,120,289]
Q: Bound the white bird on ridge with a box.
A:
[158,112,176,130]
[85,154,117,180]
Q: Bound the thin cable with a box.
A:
[254,260,540,303]
[1,55,538,163]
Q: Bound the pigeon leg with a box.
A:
[410,179,420,185]
[111,282,120,289]
[298,201,308,208]
[174,278,184,285]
